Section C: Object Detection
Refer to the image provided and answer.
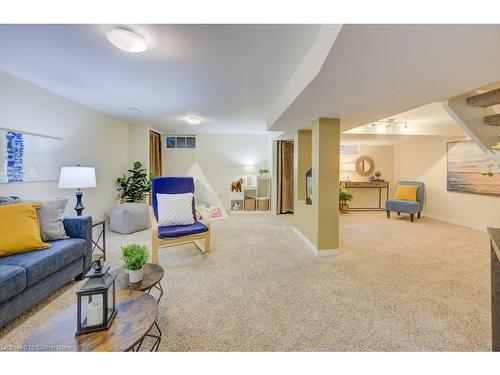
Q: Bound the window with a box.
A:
[166,136,176,148]
[165,135,196,149]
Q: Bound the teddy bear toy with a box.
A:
[231,178,244,192]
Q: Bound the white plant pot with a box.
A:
[127,267,144,283]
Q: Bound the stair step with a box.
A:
[483,114,500,126]
[467,88,500,107]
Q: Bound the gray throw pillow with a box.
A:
[27,198,69,241]
[0,196,20,206]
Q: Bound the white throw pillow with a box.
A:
[24,197,69,241]
[156,193,195,226]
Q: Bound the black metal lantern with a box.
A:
[76,259,117,336]
[305,168,312,205]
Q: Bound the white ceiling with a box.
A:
[378,102,455,127]
[340,133,461,146]
[269,24,500,133]
[345,102,466,136]
[341,102,467,145]
[0,24,321,134]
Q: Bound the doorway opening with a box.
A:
[276,140,294,214]
[149,130,162,179]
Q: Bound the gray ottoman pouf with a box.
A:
[110,203,151,234]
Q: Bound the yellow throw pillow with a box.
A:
[394,184,418,201]
[0,203,50,257]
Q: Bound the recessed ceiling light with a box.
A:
[376,123,386,134]
[106,28,148,53]
[186,116,201,125]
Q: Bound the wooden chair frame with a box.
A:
[149,208,211,264]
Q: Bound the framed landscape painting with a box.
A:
[447,140,500,196]
[0,128,62,183]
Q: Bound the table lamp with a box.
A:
[58,165,96,216]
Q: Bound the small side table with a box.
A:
[91,220,106,261]
[113,263,165,351]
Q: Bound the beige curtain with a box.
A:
[149,131,162,178]
[279,141,294,214]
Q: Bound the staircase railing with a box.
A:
[443,87,500,161]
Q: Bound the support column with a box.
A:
[313,118,340,251]
[293,118,340,255]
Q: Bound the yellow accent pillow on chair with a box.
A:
[0,203,50,257]
[394,184,418,201]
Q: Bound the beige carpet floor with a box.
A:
[0,212,491,351]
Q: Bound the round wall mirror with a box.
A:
[355,156,375,176]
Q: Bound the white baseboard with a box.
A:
[422,213,486,232]
[292,228,339,257]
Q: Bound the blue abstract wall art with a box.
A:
[0,128,62,183]
[6,131,24,182]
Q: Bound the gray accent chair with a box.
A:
[0,216,92,328]
[385,181,425,222]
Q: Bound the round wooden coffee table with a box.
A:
[113,263,164,302]
[22,290,157,352]
[112,263,164,351]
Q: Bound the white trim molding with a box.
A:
[292,227,339,257]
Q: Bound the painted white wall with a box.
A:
[393,137,500,230]
[340,145,394,209]
[162,134,269,209]
[128,124,150,172]
[0,69,129,220]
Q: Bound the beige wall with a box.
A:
[340,145,394,209]
[293,119,340,252]
[0,70,129,220]
[296,130,312,201]
[162,133,269,209]
[313,118,340,250]
[128,124,150,172]
[394,137,500,230]
[293,130,315,243]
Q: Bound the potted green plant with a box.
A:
[339,186,353,213]
[121,243,150,283]
[116,161,154,203]
[258,168,269,176]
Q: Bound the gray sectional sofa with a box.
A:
[0,216,92,328]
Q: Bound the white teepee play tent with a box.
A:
[185,161,228,220]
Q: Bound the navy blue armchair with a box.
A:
[150,177,211,264]
[385,181,425,222]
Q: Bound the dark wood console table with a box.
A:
[487,227,500,351]
[340,181,389,211]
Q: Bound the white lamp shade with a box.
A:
[58,167,96,189]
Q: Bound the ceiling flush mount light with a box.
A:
[186,116,201,125]
[106,28,147,53]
